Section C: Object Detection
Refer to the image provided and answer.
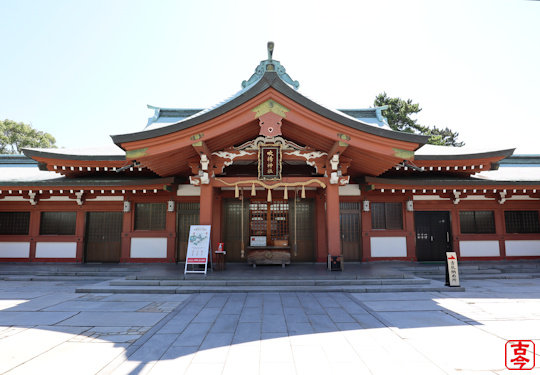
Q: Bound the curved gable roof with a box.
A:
[111,71,428,147]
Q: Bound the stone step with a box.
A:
[76,281,464,294]
[412,268,503,275]
[428,273,540,280]
[0,275,117,281]
[109,278,431,287]
[126,274,416,281]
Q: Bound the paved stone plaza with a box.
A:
[0,273,539,374]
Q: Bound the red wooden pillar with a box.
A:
[325,182,341,258]
[361,208,371,261]
[28,208,40,262]
[494,206,506,258]
[315,191,327,262]
[404,203,416,260]
[120,206,132,262]
[166,204,176,263]
[199,183,218,259]
[75,210,86,263]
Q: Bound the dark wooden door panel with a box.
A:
[414,211,451,261]
[85,212,122,263]
[340,202,362,261]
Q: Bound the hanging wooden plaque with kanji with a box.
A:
[258,144,281,180]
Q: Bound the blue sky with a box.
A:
[1,0,539,153]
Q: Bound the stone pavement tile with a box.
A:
[259,362,296,375]
[0,299,25,310]
[6,341,129,375]
[260,336,294,363]
[281,293,301,307]
[325,307,355,323]
[320,332,361,361]
[398,325,505,372]
[2,293,75,312]
[172,322,212,347]
[100,293,190,302]
[287,321,314,337]
[297,293,323,314]
[159,315,193,334]
[145,348,196,375]
[284,306,309,323]
[200,332,234,349]
[192,307,222,323]
[184,362,224,375]
[206,294,229,308]
[350,292,439,301]
[262,314,287,333]
[308,314,338,333]
[245,294,264,307]
[0,311,77,325]
[0,291,51,299]
[192,345,231,364]
[57,311,166,327]
[112,333,178,374]
[377,310,467,329]
[221,294,246,314]
[43,300,151,312]
[335,322,363,331]
[363,299,443,312]
[0,326,30,339]
[351,313,385,329]
[240,306,263,322]
[331,361,372,375]
[210,314,239,333]
[475,320,540,340]
[0,325,88,374]
[222,362,260,375]
[336,297,369,314]
[226,341,260,366]
[233,322,261,344]
[293,345,332,375]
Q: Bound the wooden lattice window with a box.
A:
[460,211,495,234]
[249,200,289,242]
[134,203,166,231]
[505,211,540,233]
[0,212,30,235]
[371,202,403,230]
[40,212,76,235]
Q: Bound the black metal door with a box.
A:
[85,212,122,263]
[414,211,451,261]
[340,202,362,261]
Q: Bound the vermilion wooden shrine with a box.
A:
[1,44,540,265]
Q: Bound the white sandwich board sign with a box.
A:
[184,225,212,275]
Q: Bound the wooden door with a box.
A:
[85,212,122,263]
[340,202,362,261]
[415,211,452,261]
[176,202,199,262]
[289,198,316,262]
[222,199,249,262]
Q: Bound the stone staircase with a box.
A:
[0,265,139,281]
[401,261,540,281]
[75,274,464,294]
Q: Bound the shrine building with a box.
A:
[1,43,540,266]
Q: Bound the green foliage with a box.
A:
[0,119,56,154]
[374,92,464,147]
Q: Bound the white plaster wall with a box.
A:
[0,242,30,258]
[35,242,77,258]
[339,184,361,196]
[459,240,500,257]
[177,185,201,196]
[505,240,540,256]
[370,237,407,257]
[130,237,167,258]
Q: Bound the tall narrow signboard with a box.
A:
[184,225,212,275]
[445,252,460,287]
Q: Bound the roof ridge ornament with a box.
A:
[242,42,300,90]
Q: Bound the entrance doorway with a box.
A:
[84,212,122,262]
[414,211,452,261]
[340,202,362,261]
[176,202,200,262]
[222,198,316,262]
